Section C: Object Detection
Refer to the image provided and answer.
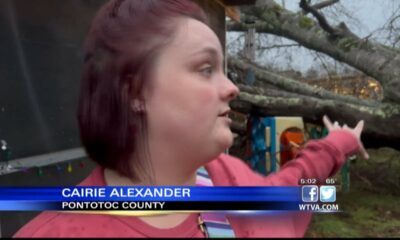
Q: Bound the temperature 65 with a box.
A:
[325,178,336,184]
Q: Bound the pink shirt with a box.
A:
[14,131,359,238]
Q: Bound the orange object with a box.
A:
[280,129,304,167]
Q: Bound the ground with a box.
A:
[305,190,400,237]
[230,140,400,237]
[305,147,400,238]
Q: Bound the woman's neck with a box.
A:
[103,168,196,230]
[104,167,197,186]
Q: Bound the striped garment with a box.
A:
[196,167,236,238]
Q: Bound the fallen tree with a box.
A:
[226,0,400,150]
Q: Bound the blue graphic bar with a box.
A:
[0,186,302,202]
[0,201,59,211]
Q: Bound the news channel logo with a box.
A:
[301,185,336,202]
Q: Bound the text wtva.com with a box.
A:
[298,203,340,212]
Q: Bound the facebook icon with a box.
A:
[302,185,318,202]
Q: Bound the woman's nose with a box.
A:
[221,75,239,101]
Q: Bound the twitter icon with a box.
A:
[320,186,336,202]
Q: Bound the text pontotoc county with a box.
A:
[62,201,165,210]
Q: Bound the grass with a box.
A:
[306,147,400,237]
[305,189,400,237]
[229,145,400,237]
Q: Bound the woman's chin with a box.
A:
[216,131,234,151]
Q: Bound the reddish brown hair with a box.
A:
[78,0,208,181]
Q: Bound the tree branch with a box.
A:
[311,0,339,10]
[229,91,400,149]
[257,43,300,51]
[227,4,400,103]
[300,0,338,36]
[228,57,379,107]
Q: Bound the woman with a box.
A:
[14,0,368,237]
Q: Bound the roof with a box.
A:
[214,0,256,22]
[220,0,257,5]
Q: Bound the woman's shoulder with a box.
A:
[79,165,105,186]
[13,211,131,238]
[13,212,82,237]
[14,166,111,238]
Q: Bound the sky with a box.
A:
[282,0,389,36]
[227,0,397,75]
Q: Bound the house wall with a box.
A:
[194,0,226,51]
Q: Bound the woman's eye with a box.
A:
[199,66,213,77]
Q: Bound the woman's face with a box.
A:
[142,18,239,163]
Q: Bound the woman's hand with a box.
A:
[323,115,369,160]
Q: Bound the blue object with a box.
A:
[320,186,336,202]
[249,117,265,175]
[245,68,256,85]
[249,117,277,175]
[301,186,318,202]
[263,117,277,173]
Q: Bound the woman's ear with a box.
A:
[130,98,145,113]
[125,74,146,113]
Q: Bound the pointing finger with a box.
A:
[354,120,364,134]
[323,115,333,131]
[359,142,369,160]
[333,121,339,129]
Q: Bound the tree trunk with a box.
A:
[228,58,400,150]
